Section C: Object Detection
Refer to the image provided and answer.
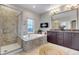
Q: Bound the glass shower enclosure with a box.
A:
[0,5,22,55]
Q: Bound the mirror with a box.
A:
[52,9,78,30]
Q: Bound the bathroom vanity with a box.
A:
[47,31,79,51]
[22,34,47,51]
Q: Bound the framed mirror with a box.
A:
[52,9,78,30]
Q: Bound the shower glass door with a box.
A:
[0,5,22,55]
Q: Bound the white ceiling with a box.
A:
[12,4,62,14]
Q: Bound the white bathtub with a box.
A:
[22,34,46,41]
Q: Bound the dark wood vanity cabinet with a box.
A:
[57,32,64,46]
[47,31,57,44]
[71,33,79,50]
[47,31,79,51]
[63,32,72,48]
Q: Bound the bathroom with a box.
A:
[1,4,79,55]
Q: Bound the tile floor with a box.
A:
[16,43,79,55]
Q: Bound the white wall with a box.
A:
[40,12,52,32]
[21,10,40,36]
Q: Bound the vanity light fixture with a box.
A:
[64,4,78,11]
[50,8,60,15]
[64,5,72,10]
[50,4,78,15]
[50,9,55,15]
[50,10,54,15]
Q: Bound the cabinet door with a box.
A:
[71,33,79,51]
[63,32,72,48]
[47,31,52,43]
[47,31,57,44]
[57,32,64,46]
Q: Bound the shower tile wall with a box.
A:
[0,5,18,46]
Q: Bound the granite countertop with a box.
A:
[48,30,79,33]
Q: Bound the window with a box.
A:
[27,18,34,33]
